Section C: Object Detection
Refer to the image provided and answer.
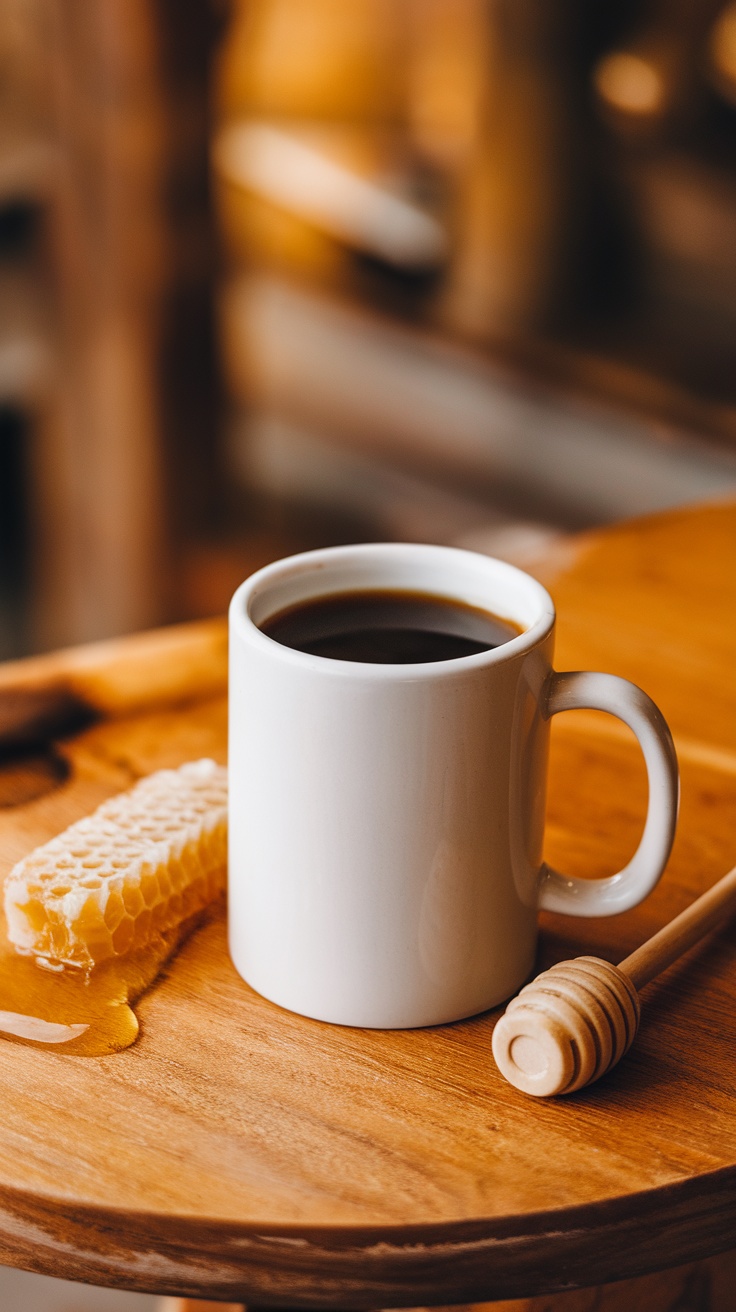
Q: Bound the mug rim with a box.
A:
[229,542,556,679]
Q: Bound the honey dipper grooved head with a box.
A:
[491,957,641,1097]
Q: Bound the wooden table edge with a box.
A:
[2,1165,735,1305]
[0,617,228,750]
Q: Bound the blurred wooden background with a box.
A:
[1,0,735,657]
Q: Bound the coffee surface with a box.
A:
[261,589,522,664]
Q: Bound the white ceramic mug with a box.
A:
[228,543,678,1028]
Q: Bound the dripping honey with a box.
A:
[0,907,216,1057]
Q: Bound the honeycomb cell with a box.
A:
[3,759,227,970]
[140,872,159,906]
[104,892,125,931]
[135,908,152,941]
[112,917,136,956]
[122,885,145,916]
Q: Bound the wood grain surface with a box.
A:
[0,501,735,1306]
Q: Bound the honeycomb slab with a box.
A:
[4,758,228,971]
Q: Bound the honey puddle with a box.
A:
[0,910,210,1055]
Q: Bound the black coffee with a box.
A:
[261,589,522,664]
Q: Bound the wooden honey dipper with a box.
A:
[492,863,736,1097]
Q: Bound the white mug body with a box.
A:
[228,544,556,1028]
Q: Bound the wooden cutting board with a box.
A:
[0,501,735,1306]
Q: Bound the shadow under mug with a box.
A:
[228,543,679,1028]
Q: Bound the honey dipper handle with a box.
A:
[619,864,736,990]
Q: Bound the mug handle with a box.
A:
[537,671,679,917]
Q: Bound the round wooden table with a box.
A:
[0,501,735,1308]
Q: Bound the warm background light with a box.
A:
[593,51,666,118]
[710,3,736,103]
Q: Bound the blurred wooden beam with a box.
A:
[35,0,168,648]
